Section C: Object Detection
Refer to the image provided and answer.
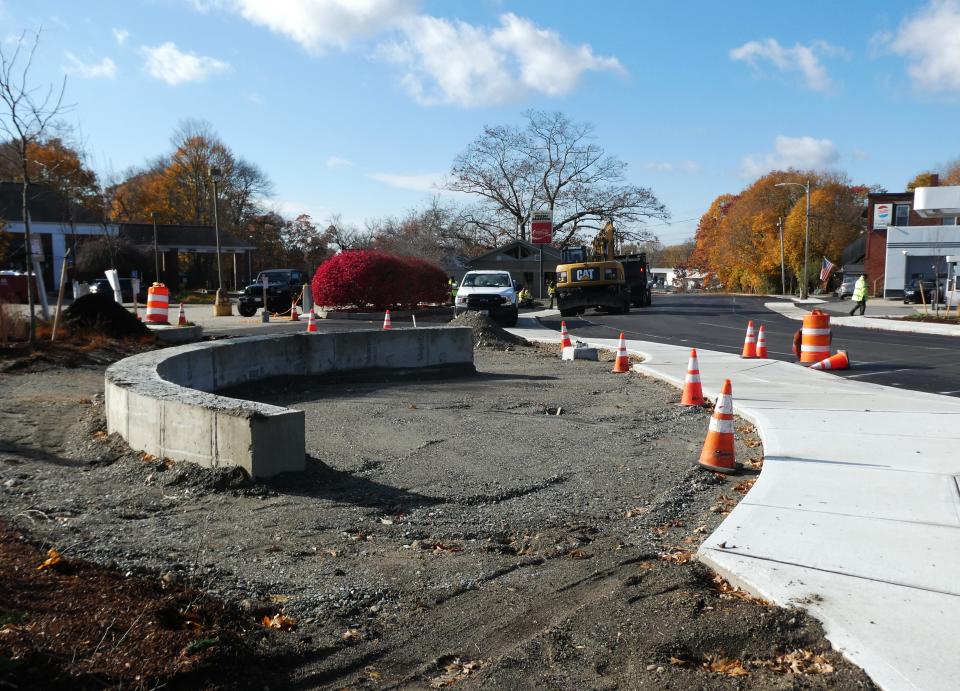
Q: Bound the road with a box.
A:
[541,293,960,398]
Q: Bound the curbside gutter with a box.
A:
[508,316,960,691]
[766,300,960,337]
[105,327,474,478]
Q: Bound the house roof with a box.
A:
[468,239,562,264]
[0,181,102,224]
[120,223,255,251]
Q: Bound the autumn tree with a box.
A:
[0,28,69,343]
[907,171,939,191]
[281,214,329,273]
[447,110,668,247]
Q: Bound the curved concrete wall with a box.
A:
[105,327,474,478]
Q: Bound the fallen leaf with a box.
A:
[323,549,338,557]
[268,594,291,604]
[625,506,650,518]
[262,613,297,631]
[36,549,61,571]
[669,656,688,666]
[341,627,361,642]
[568,549,591,560]
[92,430,108,441]
[658,549,694,565]
[430,658,484,687]
[732,479,756,495]
[704,655,750,676]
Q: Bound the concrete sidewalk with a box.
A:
[766,300,960,337]
[509,317,960,691]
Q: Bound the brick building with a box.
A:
[862,177,960,298]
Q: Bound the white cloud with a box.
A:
[367,171,444,191]
[644,160,701,174]
[741,135,840,178]
[112,27,129,45]
[729,38,839,91]
[326,155,354,168]
[380,12,624,107]
[63,52,116,79]
[141,42,229,85]
[215,0,417,53]
[889,0,960,92]
[851,148,868,161]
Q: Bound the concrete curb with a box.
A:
[105,327,474,478]
[316,306,454,321]
[765,300,960,336]
[146,324,203,344]
[507,317,960,691]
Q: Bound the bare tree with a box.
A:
[325,214,370,251]
[0,29,69,344]
[447,110,669,247]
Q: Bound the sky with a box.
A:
[3,0,960,244]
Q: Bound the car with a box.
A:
[454,270,518,326]
[89,278,148,303]
[903,278,944,304]
[237,269,306,317]
[834,276,857,300]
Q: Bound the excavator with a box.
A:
[554,220,651,317]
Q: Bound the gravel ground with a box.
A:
[0,340,875,689]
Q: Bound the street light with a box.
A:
[208,166,231,315]
[775,180,811,299]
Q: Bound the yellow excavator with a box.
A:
[554,220,651,317]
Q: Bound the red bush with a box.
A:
[311,250,448,310]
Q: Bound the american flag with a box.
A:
[819,257,836,282]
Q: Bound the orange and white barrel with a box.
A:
[146,282,170,324]
[800,309,831,364]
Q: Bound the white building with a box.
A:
[883,185,960,299]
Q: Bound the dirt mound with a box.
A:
[63,293,151,340]
[449,311,528,349]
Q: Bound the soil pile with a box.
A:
[63,293,151,339]
[449,311,528,349]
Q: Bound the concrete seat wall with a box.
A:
[105,327,473,477]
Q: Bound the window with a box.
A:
[894,204,910,226]
[943,216,958,226]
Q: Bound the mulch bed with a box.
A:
[0,524,299,690]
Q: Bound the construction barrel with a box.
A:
[799,309,831,364]
[146,283,170,325]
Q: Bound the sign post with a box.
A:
[531,210,553,299]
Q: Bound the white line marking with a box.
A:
[844,368,912,379]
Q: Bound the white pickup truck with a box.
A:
[454,270,519,327]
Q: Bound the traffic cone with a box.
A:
[755,324,768,358]
[741,320,757,358]
[383,310,392,329]
[290,301,299,321]
[306,311,317,333]
[560,321,572,349]
[612,332,630,373]
[681,348,705,406]
[810,351,849,371]
[698,379,740,474]
[177,302,187,326]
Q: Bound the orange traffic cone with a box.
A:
[383,310,392,329]
[698,379,740,474]
[755,324,768,358]
[741,321,757,358]
[810,351,849,371]
[177,302,187,326]
[681,348,705,405]
[612,332,630,373]
[560,321,572,349]
[290,301,299,321]
[306,311,317,333]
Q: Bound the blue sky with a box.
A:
[3,0,959,244]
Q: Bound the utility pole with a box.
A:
[151,211,160,283]
[778,217,786,296]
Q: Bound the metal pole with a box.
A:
[539,246,543,299]
[211,177,224,300]
[802,181,810,300]
[778,217,786,296]
[152,212,160,282]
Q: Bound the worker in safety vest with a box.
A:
[547,281,556,309]
[448,276,457,304]
[849,274,868,316]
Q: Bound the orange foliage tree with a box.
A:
[693,171,867,294]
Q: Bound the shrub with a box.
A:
[311,250,448,310]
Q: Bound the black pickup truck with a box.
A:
[237,269,306,317]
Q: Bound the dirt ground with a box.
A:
[0,339,876,689]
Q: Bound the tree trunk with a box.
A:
[20,171,36,345]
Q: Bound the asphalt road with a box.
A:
[540,293,960,398]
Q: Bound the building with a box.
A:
[463,240,562,296]
[119,223,255,289]
[862,178,960,298]
[649,267,706,291]
[0,181,114,289]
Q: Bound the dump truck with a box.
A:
[554,221,651,317]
